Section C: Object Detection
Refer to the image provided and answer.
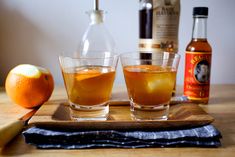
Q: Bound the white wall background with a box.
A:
[0,0,234,85]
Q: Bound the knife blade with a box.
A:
[0,109,37,147]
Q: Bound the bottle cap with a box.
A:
[193,7,208,16]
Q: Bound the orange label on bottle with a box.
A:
[184,51,212,99]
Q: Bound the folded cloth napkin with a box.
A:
[23,125,222,149]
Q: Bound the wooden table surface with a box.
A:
[1,85,235,157]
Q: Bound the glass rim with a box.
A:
[120,52,181,61]
[59,53,119,60]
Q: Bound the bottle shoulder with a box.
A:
[79,24,115,55]
[186,39,212,53]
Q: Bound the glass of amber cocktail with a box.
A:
[59,52,118,121]
[120,52,180,120]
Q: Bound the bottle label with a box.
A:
[139,0,180,52]
[152,0,180,52]
[184,51,212,99]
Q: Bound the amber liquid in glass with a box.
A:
[123,65,176,106]
[62,66,115,106]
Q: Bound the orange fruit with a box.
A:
[5,64,54,108]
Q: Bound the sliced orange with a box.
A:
[76,68,103,81]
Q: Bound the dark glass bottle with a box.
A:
[139,0,153,60]
[139,0,153,39]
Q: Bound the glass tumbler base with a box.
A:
[130,101,169,120]
[69,102,109,121]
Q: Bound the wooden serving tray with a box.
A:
[28,99,214,130]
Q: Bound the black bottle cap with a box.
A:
[193,7,208,16]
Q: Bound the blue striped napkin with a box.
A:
[23,125,222,149]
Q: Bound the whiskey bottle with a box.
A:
[184,7,212,104]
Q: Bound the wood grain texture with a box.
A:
[1,85,235,157]
[28,100,214,130]
[0,88,32,126]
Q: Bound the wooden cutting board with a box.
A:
[28,99,214,130]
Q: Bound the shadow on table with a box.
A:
[212,114,235,148]
[1,134,33,156]
[209,96,235,105]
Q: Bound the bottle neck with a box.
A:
[139,0,153,10]
[88,10,104,25]
[192,16,208,40]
